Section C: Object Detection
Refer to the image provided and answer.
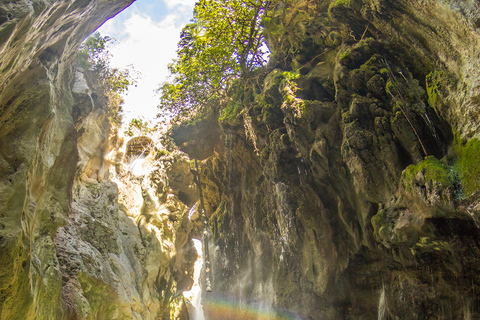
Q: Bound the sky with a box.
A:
[96,0,197,122]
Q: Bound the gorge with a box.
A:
[1,0,480,319]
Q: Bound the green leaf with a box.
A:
[158,0,273,119]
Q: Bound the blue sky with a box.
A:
[97,0,197,121]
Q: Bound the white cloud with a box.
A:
[97,2,195,122]
[164,0,197,10]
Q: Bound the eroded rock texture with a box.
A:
[3,0,480,319]
[0,1,198,319]
[172,0,480,319]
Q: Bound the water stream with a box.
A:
[184,239,206,320]
[378,286,386,320]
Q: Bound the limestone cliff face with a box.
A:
[172,0,480,319]
[0,1,198,319]
[53,67,198,319]
[3,0,480,319]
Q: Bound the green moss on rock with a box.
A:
[454,138,480,197]
[328,0,351,15]
[371,206,392,244]
[411,236,452,256]
[425,71,444,114]
[78,273,126,319]
[339,48,352,62]
[403,156,452,191]
[219,101,243,124]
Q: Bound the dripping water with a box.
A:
[224,133,234,189]
[464,299,472,320]
[378,285,386,320]
[275,182,292,248]
[225,133,234,151]
[424,113,439,139]
[188,203,197,220]
[243,115,260,156]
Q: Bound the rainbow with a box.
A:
[202,297,303,320]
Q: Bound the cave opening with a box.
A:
[4,0,480,318]
[125,135,154,175]
[90,1,209,316]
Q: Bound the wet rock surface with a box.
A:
[0,1,199,318]
[172,0,480,319]
[0,1,135,318]
[2,0,480,319]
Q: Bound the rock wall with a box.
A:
[3,0,480,319]
[172,0,480,319]
[53,67,198,319]
[0,1,198,319]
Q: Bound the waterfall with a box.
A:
[378,286,386,320]
[243,115,260,155]
[188,203,197,220]
[184,239,205,320]
[275,182,292,248]
[464,300,472,320]
[128,156,146,177]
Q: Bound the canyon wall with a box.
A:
[2,0,480,319]
[172,0,480,319]
[0,1,198,319]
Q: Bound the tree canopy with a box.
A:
[159,0,273,119]
[78,32,138,126]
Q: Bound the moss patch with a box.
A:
[371,207,392,243]
[328,0,351,13]
[339,48,352,62]
[78,273,124,319]
[454,138,480,197]
[425,71,444,114]
[209,199,226,241]
[403,156,452,191]
[219,101,243,124]
[411,236,451,256]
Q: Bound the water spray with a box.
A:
[194,159,212,292]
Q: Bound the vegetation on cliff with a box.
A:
[159,0,273,119]
[78,32,138,126]
[168,0,480,319]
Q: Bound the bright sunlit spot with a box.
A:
[96,0,197,122]
[128,156,146,176]
[97,4,205,315]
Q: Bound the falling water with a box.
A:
[378,286,386,320]
[275,182,292,248]
[188,203,197,220]
[128,156,146,177]
[464,300,472,320]
[184,239,205,320]
[243,115,260,156]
